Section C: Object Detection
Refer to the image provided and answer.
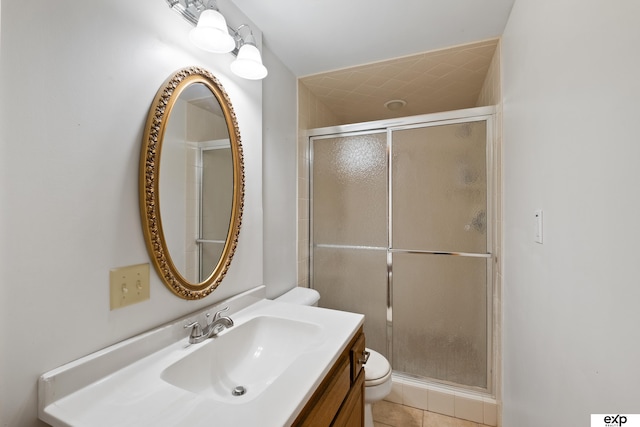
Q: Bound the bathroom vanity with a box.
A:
[38,287,365,427]
[293,327,365,426]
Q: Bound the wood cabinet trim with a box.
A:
[350,333,366,383]
[331,370,365,427]
[292,327,364,427]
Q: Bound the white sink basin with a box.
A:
[161,316,323,403]
[38,287,364,427]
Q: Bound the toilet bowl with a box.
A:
[362,348,392,427]
[275,287,393,427]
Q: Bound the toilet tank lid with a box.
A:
[275,287,320,306]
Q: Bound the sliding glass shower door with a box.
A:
[310,110,493,392]
[311,132,389,354]
[390,120,490,389]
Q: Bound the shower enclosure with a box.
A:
[310,107,495,393]
[180,140,233,284]
[198,143,233,281]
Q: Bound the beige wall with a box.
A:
[186,104,229,141]
[297,82,340,287]
[477,42,502,107]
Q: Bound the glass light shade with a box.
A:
[230,43,268,80]
[189,9,235,53]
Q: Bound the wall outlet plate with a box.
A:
[109,263,150,310]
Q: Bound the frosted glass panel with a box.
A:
[313,133,387,247]
[392,253,487,388]
[313,247,388,357]
[312,132,388,357]
[200,147,232,280]
[392,122,487,253]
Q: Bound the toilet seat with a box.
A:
[364,348,392,387]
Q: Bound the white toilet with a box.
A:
[275,287,392,427]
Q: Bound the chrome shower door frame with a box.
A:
[308,105,496,395]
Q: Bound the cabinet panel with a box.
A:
[293,329,364,427]
[298,358,350,427]
[332,371,364,427]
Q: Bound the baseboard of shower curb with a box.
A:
[384,375,497,426]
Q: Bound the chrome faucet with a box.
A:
[184,307,234,344]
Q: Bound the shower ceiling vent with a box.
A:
[384,99,407,111]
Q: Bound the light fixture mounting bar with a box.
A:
[166,0,200,26]
[165,0,240,55]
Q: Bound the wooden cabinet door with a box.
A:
[331,370,364,427]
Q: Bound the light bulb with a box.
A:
[189,9,235,53]
[231,43,268,80]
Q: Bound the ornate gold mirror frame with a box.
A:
[139,67,244,299]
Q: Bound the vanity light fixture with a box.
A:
[167,0,269,80]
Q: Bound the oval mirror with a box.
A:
[140,67,244,299]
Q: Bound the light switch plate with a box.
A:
[534,209,543,244]
[109,263,150,310]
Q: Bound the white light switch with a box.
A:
[535,210,543,244]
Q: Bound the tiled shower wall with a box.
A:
[296,83,340,288]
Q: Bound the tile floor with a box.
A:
[373,400,494,427]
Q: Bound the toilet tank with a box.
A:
[275,287,320,306]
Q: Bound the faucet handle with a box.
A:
[212,306,230,321]
[184,321,203,341]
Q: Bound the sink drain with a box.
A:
[232,385,247,396]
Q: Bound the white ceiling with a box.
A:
[230,0,516,77]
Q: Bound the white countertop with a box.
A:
[39,288,364,427]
